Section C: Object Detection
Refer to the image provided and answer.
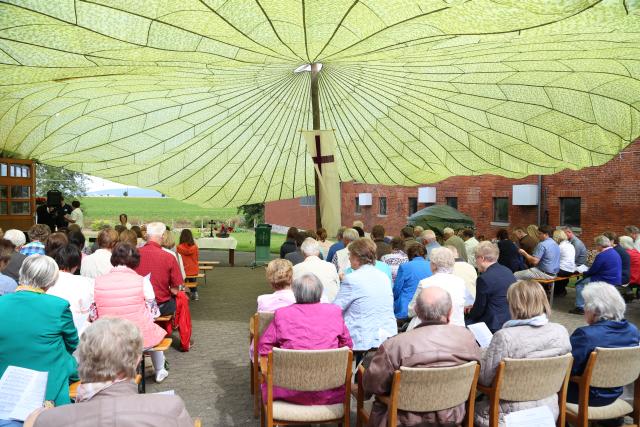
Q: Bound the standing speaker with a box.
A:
[47,190,62,207]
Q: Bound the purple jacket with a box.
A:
[259,303,353,405]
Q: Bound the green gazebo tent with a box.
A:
[407,204,475,237]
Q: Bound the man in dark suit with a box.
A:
[466,241,517,333]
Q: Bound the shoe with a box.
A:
[193,291,199,301]
[568,307,584,315]
[155,368,169,383]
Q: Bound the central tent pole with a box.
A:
[310,62,322,230]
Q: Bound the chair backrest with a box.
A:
[397,362,478,412]
[256,312,275,338]
[499,354,572,401]
[272,347,350,391]
[590,346,640,388]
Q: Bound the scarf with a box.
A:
[503,314,549,328]
[75,378,129,402]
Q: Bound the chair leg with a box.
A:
[137,355,146,394]
[250,361,255,395]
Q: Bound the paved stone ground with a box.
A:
[144,252,640,426]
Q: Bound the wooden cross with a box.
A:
[208,219,216,238]
[312,134,334,174]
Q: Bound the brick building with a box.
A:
[265,139,640,247]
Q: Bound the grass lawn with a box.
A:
[79,196,285,253]
[79,197,237,228]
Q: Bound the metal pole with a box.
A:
[311,63,322,230]
[537,175,542,226]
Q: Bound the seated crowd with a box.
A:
[2,217,640,426]
[0,217,199,426]
[251,221,640,425]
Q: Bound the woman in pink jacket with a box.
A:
[91,243,169,383]
[259,273,353,405]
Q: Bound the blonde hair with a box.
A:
[553,229,567,244]
[78,318,142,382]
[266,259,293,290]
[526,225,539,244]
[161,230,175,249]
[507,280,550,320]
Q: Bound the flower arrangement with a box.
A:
[208,220,235,238]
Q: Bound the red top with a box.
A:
[628,249,640,285]
[134,241,183,304]
[177,243,199,276]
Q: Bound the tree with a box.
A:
[36,163,88,199]
[123,190,128,197]
[237,203,264,228]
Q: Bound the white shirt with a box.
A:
[334,247,351,274]
[453,260,478,298]
[634,236,640,252]
[47,271,94,335]
[80,249,113,279]
[69,208,84,228]
[162,247,186,279]
[408,272,472,328]
[293,255,340,302]
[559,240,576,272]
[464,237,480,268]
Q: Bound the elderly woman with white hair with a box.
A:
[407,247,472,329]
[259,273,352,405]
[570,235,622,315]
[0,255,79,409]
[2,229,26,282]
[27,317,194,427]
[332,227,359,274]
[292,238,340,301]
[568,282,640,423]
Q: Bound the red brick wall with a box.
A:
[264,198,316,231]
[265,140,640,246]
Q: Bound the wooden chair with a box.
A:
[354,361,479,427]
[565,346,640,427]
[155,314,173,323]
[199,261,220,266]
[138,337,173,393]
[250,312,275,417]
[261,347,353,427]
[477,353,573,427]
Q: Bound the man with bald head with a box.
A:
[363,287,481,426]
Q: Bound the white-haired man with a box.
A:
[363,286,481,427]
[293,238,340,301]
[421,229,440,259]
[135,222,183,316]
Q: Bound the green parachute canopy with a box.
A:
[408,204,475,236]
[0,0,639,207]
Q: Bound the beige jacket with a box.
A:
[363,321,481,427]
[31,382,194,427]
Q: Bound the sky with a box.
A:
[86,176,138,192]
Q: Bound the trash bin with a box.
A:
[254,224,272,266]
